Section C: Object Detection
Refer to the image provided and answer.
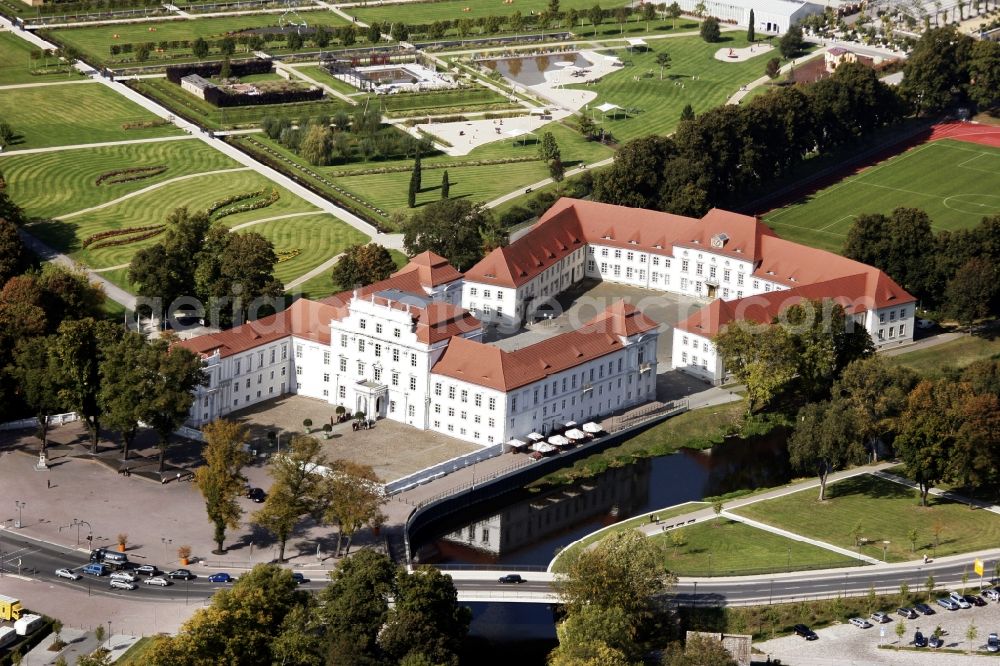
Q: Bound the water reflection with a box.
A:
[481,52,592,86]
[415,429,790,566]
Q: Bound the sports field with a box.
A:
[763,138,1000,253]
[0,138,238,218]
[0,32,82,85]
[0,82,181,149]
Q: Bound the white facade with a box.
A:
[189,339,292,425]
[674,0,823,33]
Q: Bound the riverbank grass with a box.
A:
[888,333,1000,377]
[731,474,1000,563]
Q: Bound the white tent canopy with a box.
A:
[531,442,556,453]
[582,422,603,434]
[626,38,647,47]
[595,102,622,113]
[505,128,536,139]
[548,435,571,446]
[565,428,587,441]
[507,438,529,448]
[564,421,578,429]
[527,432,545,441]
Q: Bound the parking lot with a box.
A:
[758,592,1000,665]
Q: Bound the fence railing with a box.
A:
[0,412,79,431]
[385,443,505,496]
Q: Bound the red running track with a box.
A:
[928,120,1000,148]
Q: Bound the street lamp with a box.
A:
[73,519,92,547]
[161,537,172,563]
[787,545,791,570]
[14,501,25,529]
[107,621,112,646]
[882,540,890,562]
[693,581,698,607]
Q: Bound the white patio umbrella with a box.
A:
[527,432,545,441]
[582,422,603,434]
[548,434,571,447]
[564,428,587,441]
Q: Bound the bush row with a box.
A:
[328,156,537,178]
[212,189,279,219]
[120,118,170,130]
[95,165,167,185]
[205,188,266,216]
[83,224,165,248]
[204,85,325,108]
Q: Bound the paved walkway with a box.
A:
[284,251,345,289]
[228,210,318,231]
[882,329,964,356]
[874,469,1000,515]
[0,78,91,91]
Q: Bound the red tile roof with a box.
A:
[431,301,656,391]
[463,198,774,288]
[391,250,463,288]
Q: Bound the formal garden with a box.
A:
[0,32,83,85]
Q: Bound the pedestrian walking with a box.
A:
[47,478,51,489]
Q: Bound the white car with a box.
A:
[55,568,80,580]
[982,588,1000,602]
[849,617,873,629]
[144,576,171,587]
[109,579,136,590]
[948,591,971,609]
[109,571,137,583]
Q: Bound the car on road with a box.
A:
[144,576,171,587]
[963,594,986,607]
[792,624,818,640]
[983,588,1000,602]
[914,631,928,648]
[498,574,525,584]
[55,568,80,581]
[135,565,159,576]
[247,487,266,503]
[988,633,999,653]
[167,569,195,580]
[291,573,307,585]
[914,603,936,615]
[109,579,136,590]
[929,634,944,648]
[937,597,960,611]
[208,573,234,583]
[897,607,918,619]
[110,571,137,583]
[870,611,891,624]
[849,617,872,629]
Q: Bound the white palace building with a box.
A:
[179,198,915,446]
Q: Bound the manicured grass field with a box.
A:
[31,169,319,269]
[288,248,408,299]
[0,83,181,149]
[0,32,83,85]
[47,11,351,66]
[291,64,363,96]
[731,474,1000,563]
[567,33,771,142]
[653,518,860,577]
[248,214,368,285]
[0,138,238,218]
[353,0,628,25]
[763,139,1000,253]
[888,334,1000,377]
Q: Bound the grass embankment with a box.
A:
[116,637,154,665]
[0,83,181,150]
[763,139,1000,253]
[888,334,1000,378]
[0,32,83,85]
[286,248,408,299]
[528,399,748,489]
[732,474,1000,563]
[2,138,238,219]
[353,0,628,24]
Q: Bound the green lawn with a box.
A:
[353,0,628,25]
[32,169,319,269]
[732,474,1000,563]
[0,32,83,85]
[288,247,408,299]
[248,214,368,285]
[566,33,773,142]
[47,11,352,66]
[888,334,1000,378]
[763,139,1000,253]
[0,83,181,149]
[654,518,861,577]
[293,65,364,96]
[0,138,238,219]
[116,637,154,665]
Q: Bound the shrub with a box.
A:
[82,224,165,249]
[95,165,167,185]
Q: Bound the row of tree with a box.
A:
[899,27,1000,114]
[844,209,999,325]
[593,60,902,216]
[128,207,283,327]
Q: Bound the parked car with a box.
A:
[914,631,928,648]
[109,579,136,590]
[247,488,266,503]
[870,611,891,624]
[987,633,999,653]
[55,568,80,581]
[135,565,159,576]
[897,607,918,619]
[498,574,525,584]
[849,617,872,629]
[167,569,195,580]
[792,624,818,640]
[109,571,137,583]
[291,573,307,585]
[914,603,936,615]
[937,597,960,611]
[929,634,944,648]
[964,594,986,607]
[983,588,1000,602]
[208,573,233,583]
[948,591,971,609]
[144,576,171,587]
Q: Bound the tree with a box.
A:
[322,459,386,557]
[313,25,331,48]
[551,605,636,663]
[551,640,630,666]
[908,528,919,553]
[539,131,560,162]
[192,37,209,59]
[656,51,672,79]
[299,122,333,166]
[330,243,397,290]
[680,103,695,121]
[747,8,755,41]
[662,633,738,666]
[219,56,231,80]
[779,24,804,58]
[593,135,677,209]
[900,27,973,114]
[713,323,798,414]
[712,499,723,521]
[766,56,781,78]
[967,622,979,645]
[10,336,63,455]
[694,0,706,16]
[895,619,906,643]
[440,170,450,199]
[588,4,604,32]
[0,218,28,286]
[666,1,682,29]
[252,435,328,562]
[287,32,304,50]
[98,331,151,460]
[130,207,212,315]
[577,114,597,140]
[966,40,1000,111]
[944,257,997,329]
[407,176,417,208]
[380,568,472,666]
[412,144,422,192]
[642,2,657,31]
[194,228,283,327]
[137,339,206,474]
[925,574,936,600]
[700,16,721,42]
[669,528,686,556]
[318,549,397,663]
[834,356,916,460]
[401,199,499,271]
[195,420,251,554]
[52,318,119,454]
[788,399,866,501]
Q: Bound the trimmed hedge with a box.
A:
[203,85,324,108]
[83,224,165,249]
[207,188,280,219]
[165,59,272,84]
[95,165,167,185]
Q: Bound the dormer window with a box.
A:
[711,233,730,249]
[602,235,612,240]
[629,240,637,245]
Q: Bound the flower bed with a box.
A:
[83,224,166,249]
[121,119,170,130]
[207,188,280,220]
[276,248,301,263]
[95,165,168,185]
